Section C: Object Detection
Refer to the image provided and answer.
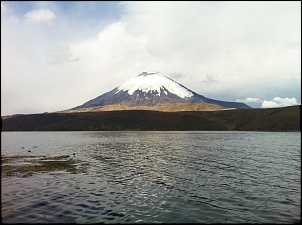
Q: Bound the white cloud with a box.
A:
[1,2,301,115]
[23,8,56,24]
[1,2,8,15]
[1,2,18,23]
[236,97,263,103]
[236,97,300,108]
[261,97,300,108]
[48,47,80,65]
[202,75,219,85]
[105,1,301,102]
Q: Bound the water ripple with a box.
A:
[1,131,300,223]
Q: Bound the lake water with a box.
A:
[1,131,301,223]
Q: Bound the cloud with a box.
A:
[236,97,263,103]
[261,97,300,108]
[236,96,300,108]
[1,2,301,115]
[23,8,56,24]
[48,47,80,65]
[112,1,301,100]
[1,2,8,15]
[167,72,185,80]
[202,75,219,85]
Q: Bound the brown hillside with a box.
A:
[58,102,223,113]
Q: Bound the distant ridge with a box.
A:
[2,106,299,131]
[72,71,251,110]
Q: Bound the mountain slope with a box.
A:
[60,102,224,113]
[72,72,251,110]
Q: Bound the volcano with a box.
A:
[72,71,251,110]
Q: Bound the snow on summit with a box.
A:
[117,72,193,98]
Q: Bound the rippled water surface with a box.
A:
[1,131,301,223]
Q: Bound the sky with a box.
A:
[1,1,301,115]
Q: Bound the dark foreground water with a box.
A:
[1,131,301,223]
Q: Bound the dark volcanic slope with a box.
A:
[2,106,300,131]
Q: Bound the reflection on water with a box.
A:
[1,131,301,223]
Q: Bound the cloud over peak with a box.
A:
[23,8,56,24]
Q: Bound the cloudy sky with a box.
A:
[1,1,301,115]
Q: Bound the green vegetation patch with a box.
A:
[1,155,88,178]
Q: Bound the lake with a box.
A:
[1,131,301,223]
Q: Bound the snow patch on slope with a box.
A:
[116,72,193,98]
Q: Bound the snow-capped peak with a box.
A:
[116,71,193,98]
